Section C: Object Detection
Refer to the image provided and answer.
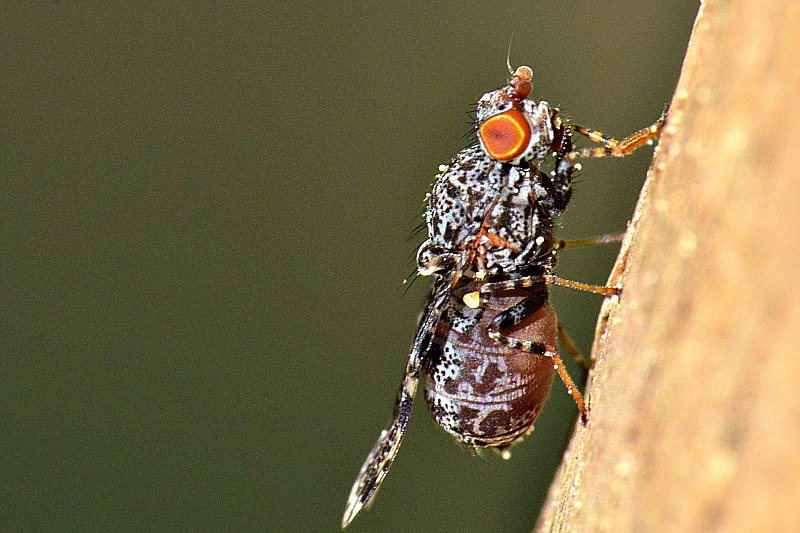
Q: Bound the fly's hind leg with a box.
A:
[477,278,588,423]
[558,322,590,370]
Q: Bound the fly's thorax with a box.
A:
[417,147,556,279]
[424,146,502,247]
[416,145,499,277]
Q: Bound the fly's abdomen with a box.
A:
[423,292,557,449]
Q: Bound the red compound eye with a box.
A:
[479,109,531,162]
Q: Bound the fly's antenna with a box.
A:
[506,31,515,75]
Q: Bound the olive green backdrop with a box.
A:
[2,2,697,532]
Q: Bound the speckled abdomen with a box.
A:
[423,289,557,450]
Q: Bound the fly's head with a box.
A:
[476,66,554,165]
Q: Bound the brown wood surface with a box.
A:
[535,1,800,531]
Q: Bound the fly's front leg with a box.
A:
[477,278,588,422]
[566,107,668,161]
[548,113,575,213]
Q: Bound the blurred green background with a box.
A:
[2,2,697,531]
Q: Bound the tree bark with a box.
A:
[535,1,800,531]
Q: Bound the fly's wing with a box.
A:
[341,286,450,529]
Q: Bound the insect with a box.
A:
[342,64,667,528]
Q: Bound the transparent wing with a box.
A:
[341,286,450,528]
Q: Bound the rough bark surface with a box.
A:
[535,1,800,531]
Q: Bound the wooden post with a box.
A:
[536,1,800,531]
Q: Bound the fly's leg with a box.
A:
[545,274,620,296]
[553,231,625,251]
[547,112,575,212]
[477,279,588,423]
[551,232,626,370]
[558,322,590,369]
[566,107,668,161]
